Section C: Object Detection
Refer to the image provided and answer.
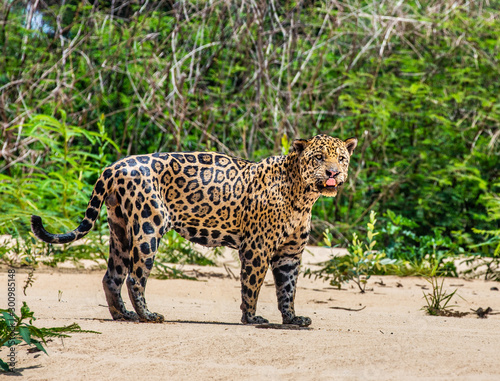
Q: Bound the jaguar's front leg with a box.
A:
[239,247,270,325]
[271,255,311,327]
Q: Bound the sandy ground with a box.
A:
[1,246,500,380]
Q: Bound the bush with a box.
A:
[1,302,99,372]
[1,0,498,257]
[305,211,397,292]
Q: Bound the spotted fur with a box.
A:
[31,134,357,326]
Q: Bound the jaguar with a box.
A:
[31,134,357,327]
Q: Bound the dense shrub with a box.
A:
[0,1,498,256]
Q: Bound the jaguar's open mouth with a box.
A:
[318,177,343,189]
[316,177,344,194]
[325,177,337,188]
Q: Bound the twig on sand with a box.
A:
[224,264,238,280]
[330,306,366,312]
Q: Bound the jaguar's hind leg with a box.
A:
[102,194,139,321]
[126,198,169,323]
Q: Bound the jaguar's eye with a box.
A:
[339,156,346,163]
[315,154,323,161]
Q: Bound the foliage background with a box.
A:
[0,0,499,261]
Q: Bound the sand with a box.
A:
[1,246,500,380]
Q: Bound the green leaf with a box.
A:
[1,311,15,325]
[32,339,48,355]
[0,359,11,372]
[19,326,31,344]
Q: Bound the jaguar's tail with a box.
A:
[31,176,107,244]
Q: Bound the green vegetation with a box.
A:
[378,210,460,277]
[421,277,460,317]
[0,302,99,372]
[305,211,397,292]
[0,1,498,274]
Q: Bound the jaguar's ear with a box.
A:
[291,139,310,154]
[344,137,357,156]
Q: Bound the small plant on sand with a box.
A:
[0,302,100,372]
[462,193,500,281]
[421,277,461,316]
[306,211,396,292]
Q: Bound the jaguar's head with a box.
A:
[291,135,357,197]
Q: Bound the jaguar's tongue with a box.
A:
[326,177,337,187]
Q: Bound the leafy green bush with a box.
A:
[307,207,472,286]
[1,302,99,372]
[378,210,460,277]
[305,211,396,292]
[462,193,500,281]
[1,113,116,236]
[471,193,500,257]
[1,0,499,263]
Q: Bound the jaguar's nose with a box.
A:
[326,169,340,178]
